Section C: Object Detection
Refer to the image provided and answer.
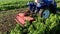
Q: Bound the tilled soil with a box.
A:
[0,8,27,34]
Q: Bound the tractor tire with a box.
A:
[39,8,51,19]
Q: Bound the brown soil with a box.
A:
[0,8,27,34]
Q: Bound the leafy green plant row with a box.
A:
[0,0,33,5]
[0,2,27,10]
[10,13,60,34]
[0,0,33,10]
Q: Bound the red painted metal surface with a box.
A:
[15,13,35,26]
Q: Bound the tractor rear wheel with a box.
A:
[39,9,50,19]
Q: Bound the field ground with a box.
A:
[0,8,27,34]
[0,0,60,34]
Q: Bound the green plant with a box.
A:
[10,13,60,34]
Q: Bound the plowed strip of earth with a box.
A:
[0,8,27,34]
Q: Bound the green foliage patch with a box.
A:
[10,13,60,34]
